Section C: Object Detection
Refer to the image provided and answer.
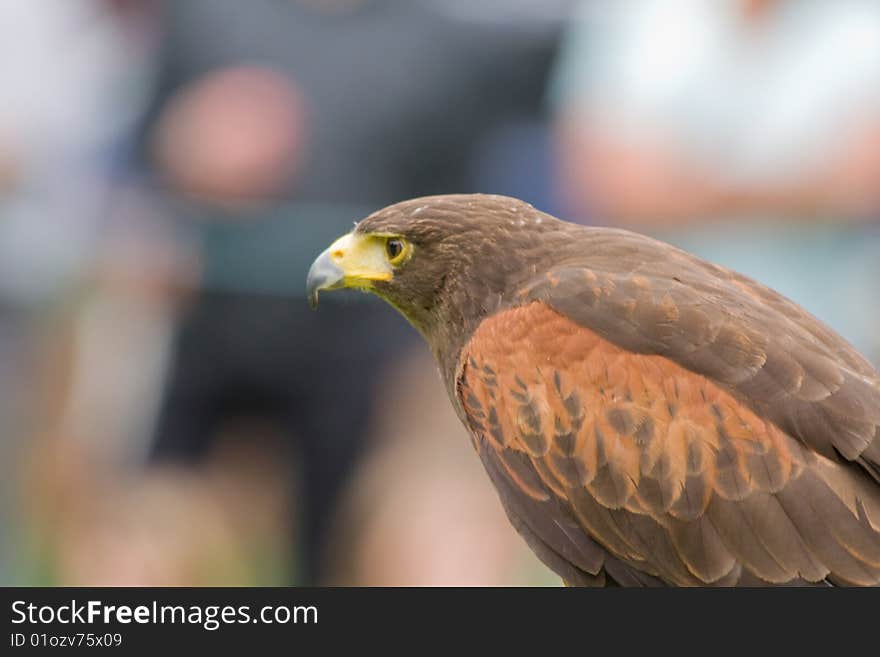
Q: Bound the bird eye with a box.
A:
[385,238,406,263]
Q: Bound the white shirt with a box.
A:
[550,0,880,361]
[552,0,880,186]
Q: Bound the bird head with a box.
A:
[306,194,570,346]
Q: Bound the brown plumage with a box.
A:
[307,193,880,586]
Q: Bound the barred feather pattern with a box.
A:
[458,302,880,586]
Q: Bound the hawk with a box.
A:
[306,194,880,586]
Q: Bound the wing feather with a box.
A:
[516,237,880,473]
[458,299,880,585]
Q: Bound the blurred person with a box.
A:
[0,0,160,584]
[550,0,880,361]
[137,0,561,584]
[143,0,559,206]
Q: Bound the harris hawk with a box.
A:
[306,194,880,586]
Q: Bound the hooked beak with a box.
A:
[306,232,393,308]
[306,246,345,309]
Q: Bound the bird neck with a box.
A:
[420,270,509,401]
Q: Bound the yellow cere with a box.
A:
[326,232,408,288]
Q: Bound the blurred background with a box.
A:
[1,0,878,586]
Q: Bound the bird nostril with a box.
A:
[331,250,345,260]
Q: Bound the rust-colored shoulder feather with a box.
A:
[458,297,880,585]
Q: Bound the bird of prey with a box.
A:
[306,194,880,586]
